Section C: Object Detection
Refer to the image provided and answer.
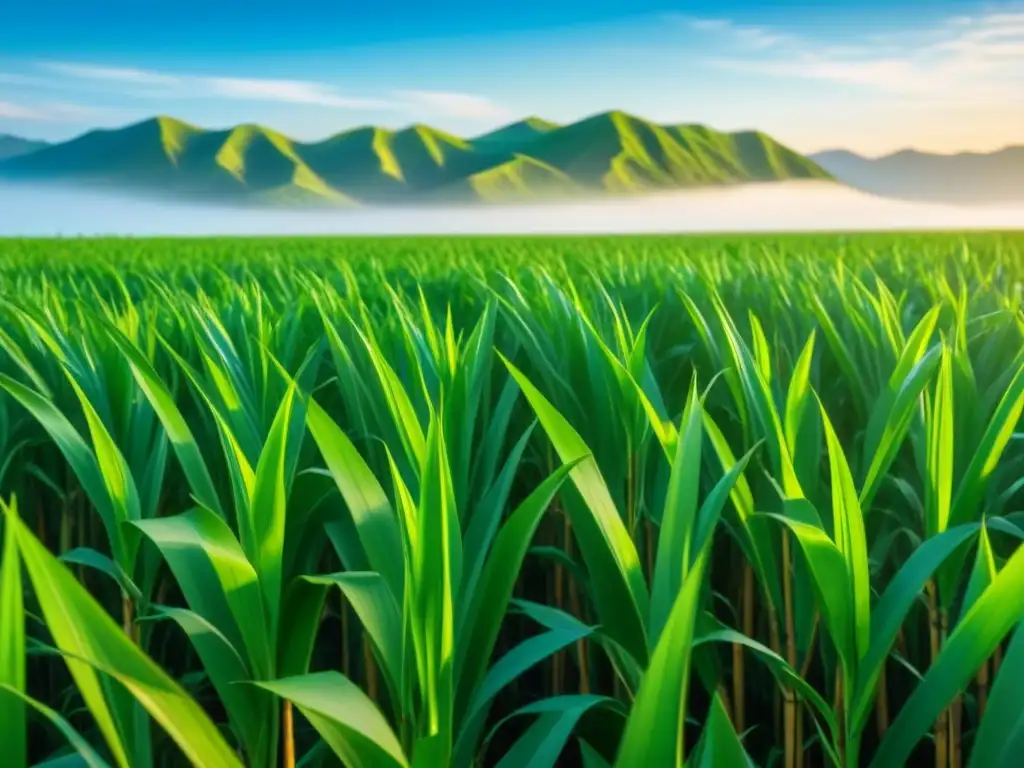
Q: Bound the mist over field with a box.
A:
[1,180,1021,237]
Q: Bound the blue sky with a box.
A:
[1,1,1021,155]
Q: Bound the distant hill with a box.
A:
[0,112,832,207]
[470,117,560,152]
[0,134,48,161]
[811,146,1024,204]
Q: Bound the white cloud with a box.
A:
[42,62,182,86]
[699,9,1024,98]
[0,99,102,121]
[37,61,392,111]
[204,77,392,109]
[21,60,515,129]
[0,101,44,120]
[0,72,53,88]
[18,60,517,127]
[396,91,514,121]
[684,17,790,50]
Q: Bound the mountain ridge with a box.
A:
[0,111,832,207]
[0,134,50,161]
[810,145,1024,204]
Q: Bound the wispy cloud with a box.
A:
[0,99,103,121]
[396,91,514,121]
[0,101,43,120]
[694,10,1024,98]
[683,17,791,50]
[204,77,392,109]
[28,61,513,122]
[37,61,392,109]
[42,62,182,86]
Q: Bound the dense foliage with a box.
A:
[1,233,1023,768]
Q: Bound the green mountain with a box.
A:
[0,134,49,161]
[0,111,832,206]
[470,117,560,152]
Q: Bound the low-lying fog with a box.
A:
[1,181,1021,237]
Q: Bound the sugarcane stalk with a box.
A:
[552,512,567,694]
[566,530,589,693]
[733,561,753,733]
[977,658,990,719]
[797,615,819,768]
[944,607,960,768]
[782,530,798,768]
[364,635,379,701]
[282,701,295,768]
[876,663,890,738]
[769,605,783,750]
[341,596,351,677]
[927,580,948,768]
[833,666,845,766]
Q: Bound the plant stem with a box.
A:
[282,701,295,768]
[733,561,753,733]
[833,667,845,767]
[566,529,589,694]
[364,635,379,701]
[797,617,819,768]
[552,514,566,694]
[876,663,890,738]
[769,605,783,751]
[977,658,990,719]
[943,608,960,768]
[927,581,948,768]
[122,594,135,640]
[341,597,350,677]
[782,530,797,768]
[626,444,636,535]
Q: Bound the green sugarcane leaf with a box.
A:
[141,605,270,766]
[256,671,408,768]
[502,355,649,669]
[695,626,836,735]
[580,740,614,768]
[64,376,142,571]
[819,399,871,664]
[106,325,224,517]
[0,684,111,768]
[693,692,755,768]
[10,510,243,768]
[649,381,702,647]
[0,500,26,768]
[766,507,855,677]
[305,572,402,699]
[494,699,608,768]
[456,458,580,725]
[0,376,114,554]
[249,384,295,649]
[306,397,405,603]
[58,548,142,603]
[961,522,997,623]
[969,617,1024,768]
[871,539,1024,767]
[454,622,594,767]
[458,421,536,633]
[133,507,270,679]
[615,552,709,767]
[951,361,1024,529]
[852,523,980,734]
[860,343,941,510]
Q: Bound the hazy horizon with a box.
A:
[2,180,1022,237]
